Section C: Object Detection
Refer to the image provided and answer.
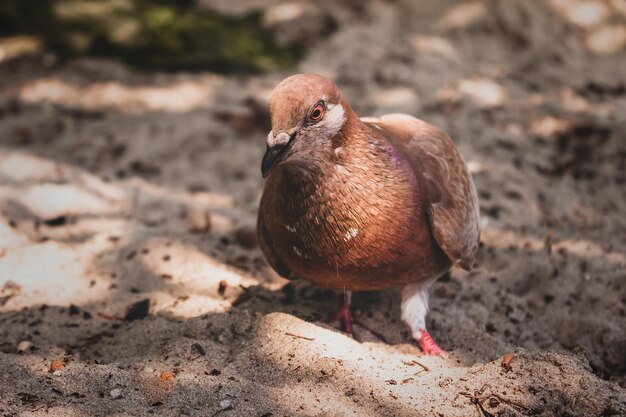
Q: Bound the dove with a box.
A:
[257,74,480,355]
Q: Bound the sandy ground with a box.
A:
[1,1,626,416]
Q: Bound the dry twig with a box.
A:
[460,391,528,411]
[285,332,315,341]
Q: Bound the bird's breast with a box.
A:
[259,160,447,289]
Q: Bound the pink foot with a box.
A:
[418,329,443,356]
[328,293,388,342]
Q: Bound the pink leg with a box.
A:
[418,329,443,356]
[329,292,353,335]
[328,292,388,342]
[402,282,445,356]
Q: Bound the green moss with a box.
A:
[0,0,302,72]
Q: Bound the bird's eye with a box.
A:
[309,103,325,122]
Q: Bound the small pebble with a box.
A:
[185,207,212,233]
[16,340,32,353]
[219,399,231,409]
[124,299,150,321]
[192,342,206,356]
[110,388,123,399]
[53,370,64,377]
[218,280,228,295]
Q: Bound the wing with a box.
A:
[363,114,481,270]
[257,211,299,280]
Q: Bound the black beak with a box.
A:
[261,132,296,178]
[261,144,289,178]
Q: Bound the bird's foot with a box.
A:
[417,329,443,356]
[328,294,388,342]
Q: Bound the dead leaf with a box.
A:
[160,371,174,383]
[501,353,514,372]
[50,359,65,372]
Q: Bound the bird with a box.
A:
[257,74,480,355]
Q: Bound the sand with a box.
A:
[1,1,625,416]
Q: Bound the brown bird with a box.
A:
[257,74,480,355]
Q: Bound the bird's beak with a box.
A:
[261,131,293,178]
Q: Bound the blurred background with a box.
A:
[0,1,625,416]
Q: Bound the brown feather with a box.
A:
[366,114,481,270]
[258,78,480,290]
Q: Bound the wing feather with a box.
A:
[364,114,481,270]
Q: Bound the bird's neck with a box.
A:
[331,116,415,188]
[275,110,412,196]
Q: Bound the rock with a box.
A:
[0,280,21,307]
[437,78,507,109]
[586,24,626,55]
[409,35,460,62]
[530,116,571,139]
[16,340,32,353]
[263,2,336,46]
[438,2,486,30]
[218,280,228,295]
[367,87,421,115]
[110,388,122,399]
[185,206,212,233]
[552,0,610,29]
[124,299,150,321]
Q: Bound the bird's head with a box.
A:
[261,74,350,178]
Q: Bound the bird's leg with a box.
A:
[328,291,389,342]
[329,291,353,335]
[401,281,443,356]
